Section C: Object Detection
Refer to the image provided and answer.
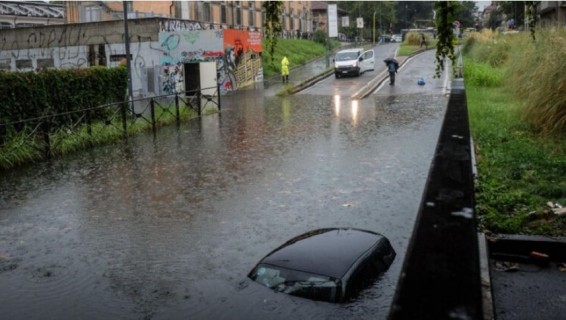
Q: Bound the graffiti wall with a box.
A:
[0,20,264,97]
[158,29,263,94]
[158,29,223,94]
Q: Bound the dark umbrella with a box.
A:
[384,58,399,67]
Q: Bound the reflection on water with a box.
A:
[0,93,447,319]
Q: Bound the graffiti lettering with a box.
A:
[159,20,202,32]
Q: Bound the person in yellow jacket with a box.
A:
[281,56,289,83]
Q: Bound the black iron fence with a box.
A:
[0,85,221,167]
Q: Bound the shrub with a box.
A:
[312,30,328,45]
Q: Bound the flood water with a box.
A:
[0,91,447,319]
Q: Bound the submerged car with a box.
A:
[248,228,396,303]
[333,48,375,78]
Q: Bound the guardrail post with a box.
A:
[150,98,156,132]
[42,120,51,159]
[217,81,222,112]
[197,89,202,116]
[85,109,93,148]
[175,92,180,124]
[121,102,128,135]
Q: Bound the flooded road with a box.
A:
[1,67,448,319]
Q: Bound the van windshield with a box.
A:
[335,52,359,61]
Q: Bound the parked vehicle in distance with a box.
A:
[333,48,375,78]
[248,228,396,303]
[391,34,403,43]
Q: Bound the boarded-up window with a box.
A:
[0,58,11,70]
[37,59,54,69]
[16,59,32,70]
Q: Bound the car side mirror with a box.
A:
[359,57,363,62]
[332,58,335,63]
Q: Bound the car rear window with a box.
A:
[249,263,340,302]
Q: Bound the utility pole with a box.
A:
[123,1,134,115]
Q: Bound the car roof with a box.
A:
[259,228,384,279]
[337,48,363,53]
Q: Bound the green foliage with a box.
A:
[465,83,566,236]
[262,1,283,63]
[0,66,127,126]
[434,1,457,78]
[312,30,328,45]
[462,58,503,87]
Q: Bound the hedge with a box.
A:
[0,66,127,128]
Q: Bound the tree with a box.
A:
[263,1,283,62]
[395,1,435,31]
[434,1,457,78]
[455,1,478,28]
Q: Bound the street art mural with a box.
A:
[158,29,223,94]
[158,29,262,94]
[223,30,263,88]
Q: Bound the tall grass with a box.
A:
[464,28,566,135]
[463,29,566,236]
[505,29,566,135]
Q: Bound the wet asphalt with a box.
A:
[0,46,449,319]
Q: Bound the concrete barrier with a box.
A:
[388,79,484,319]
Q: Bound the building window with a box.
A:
[236,7,241,26]
[16,59,32,70]
[82,6,102,22]
[248,3,254,26]
[201,2,211,22]
[221,4,227,24]
[290,9,294,30]
[0,22,13,29]
[0,58,11,70]
[37,58,54,69]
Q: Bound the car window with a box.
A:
[249,264,340,302]
[363,50,374,59]
[335,52,358,61]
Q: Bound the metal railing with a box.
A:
[0,85,221,163]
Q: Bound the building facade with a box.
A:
[65,1,313,37]
[0,1,323,97]
[0,1,65,29]
[538,1,566,27]
[0,18,262,96]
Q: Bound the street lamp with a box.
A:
[373,10,377,44]
[405,4,408,30]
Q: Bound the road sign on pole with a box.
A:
[328,4,338,37]
[357,17,364,29]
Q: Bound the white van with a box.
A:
[333,48,375,78]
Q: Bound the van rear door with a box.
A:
[360,50,375,73]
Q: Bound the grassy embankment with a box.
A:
[0,106,198,171]
[463,29,566,236]
[262,38,338,78]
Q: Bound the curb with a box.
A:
[486,233,566,262]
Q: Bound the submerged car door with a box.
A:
[360,50,375,72]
